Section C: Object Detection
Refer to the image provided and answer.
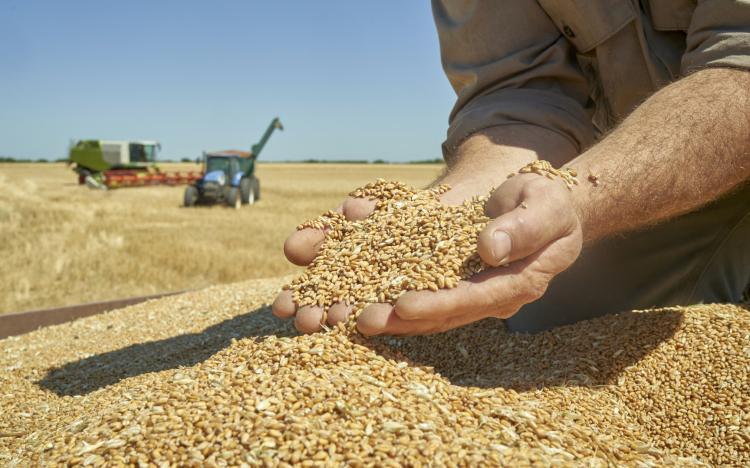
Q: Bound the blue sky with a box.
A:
[0,2,457,162]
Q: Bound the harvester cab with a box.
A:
[184,118,283,209]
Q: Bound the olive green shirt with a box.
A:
[433,0,750,158]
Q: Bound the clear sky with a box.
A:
[0,1,458,163]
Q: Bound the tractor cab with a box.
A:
[190,151,260,209]
[205,154,244,183]
[203,151,252,191]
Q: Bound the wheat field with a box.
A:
[0,162,443,314]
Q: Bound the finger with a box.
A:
[326,301,353,326]
[294,305,324,333]
[478,180,577,267]
[393,266,524,321]
[356,302,482,337]
[355,303,398,336]
[284,228,327,266]
[283,197,377,267]
[272,290,297,319]
[339,197,377,221]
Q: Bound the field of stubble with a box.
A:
[0,162,443,314]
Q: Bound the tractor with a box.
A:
[184,118,283,209]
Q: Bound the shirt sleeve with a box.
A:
[432,0,596,160]
[682,0,750,73]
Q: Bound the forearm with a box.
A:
[437,124,579,204]
[571,68,750,243]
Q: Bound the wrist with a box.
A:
[569,178,591,241]
[436,156,543,206]
[563,156,602,244]
[437,125,579,205]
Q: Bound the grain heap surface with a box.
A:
[2,274,749,467]
[291,180,492,326]
[5,324,683,468]
[376,304,750,467]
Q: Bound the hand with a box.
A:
[355,173,583,335]
[271,186,473,333]
[273,173,583,335]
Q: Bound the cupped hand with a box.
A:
[273,173,583,336]
[356,173,583,336]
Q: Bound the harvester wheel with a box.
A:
[227,187,242,209]
[184,186,199,207]
[240,178,254,205]
[249,177,260,201]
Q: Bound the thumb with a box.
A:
[477,187,578,267]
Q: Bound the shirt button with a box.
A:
[563,25,576,38]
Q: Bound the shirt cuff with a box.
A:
[682,0,750,73]
[442,88,596,160]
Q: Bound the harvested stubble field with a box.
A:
[1,277,749,467]
[0,163,442,314]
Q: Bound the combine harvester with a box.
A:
[68,140,202,189]
[184,118,283,209]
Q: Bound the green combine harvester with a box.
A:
[69,140,161,173]
[68,140,181,189]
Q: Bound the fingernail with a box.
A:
[492,231,512,264]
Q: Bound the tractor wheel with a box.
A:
[240,178,254,205]
[184,186,199,207]
[249,177,260,201]
[227,187,241,209]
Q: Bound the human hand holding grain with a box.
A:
[359,68,750,335]
[273,125,579,334]
[273,169,584,336]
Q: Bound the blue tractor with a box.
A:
[185,118,283,209]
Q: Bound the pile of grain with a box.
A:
[3,325,670,468]
[1,277,748,467]
[376,305,750,466]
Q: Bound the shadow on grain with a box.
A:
[374,308,686,392]
[35,305,299,396]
